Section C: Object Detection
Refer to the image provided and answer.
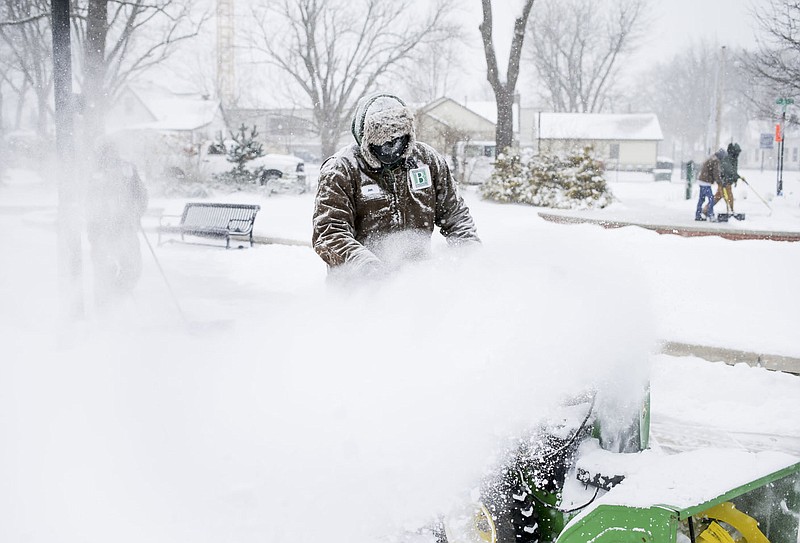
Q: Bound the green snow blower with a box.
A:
[440,388,800,543]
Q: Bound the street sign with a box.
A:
[775,98,791,197]
[761,133,774,149]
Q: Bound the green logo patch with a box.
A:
[409,165,432,191]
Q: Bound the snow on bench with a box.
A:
[158,202,260,249]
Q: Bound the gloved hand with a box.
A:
[361,260,388,280]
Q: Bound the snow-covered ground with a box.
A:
[1,166,798,543]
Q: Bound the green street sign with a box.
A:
[776,97,795,105]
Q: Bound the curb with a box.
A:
[252,235,311,247]
[537,212,800,242]
[660,341,800,375]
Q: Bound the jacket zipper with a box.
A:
[384,168,403,227]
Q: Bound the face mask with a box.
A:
[369,135,409,166]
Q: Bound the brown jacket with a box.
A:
[698,155,722,185]
[312,141,480,272]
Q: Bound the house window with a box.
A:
[609,143,620,159]
[793,147,799,162]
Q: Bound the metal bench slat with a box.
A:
[158,202,260,248]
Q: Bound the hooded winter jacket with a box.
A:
[312,93,480,274]
[720,143,741,186]
[698,150,725,186]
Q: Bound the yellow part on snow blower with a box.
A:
[697,521,737,543]
[474,503,497,543]
[699,502,770,543]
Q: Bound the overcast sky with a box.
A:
[630,0,764,68]
[459,0,767,101]
[154,0,773,109]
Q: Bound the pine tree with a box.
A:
[227,124,265,175]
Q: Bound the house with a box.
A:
[104,86,228,181]
[414,97,498,155]
[227,107,320,159]
[737,120,800,172]
[534,112,664,171]
[106,86,227,145]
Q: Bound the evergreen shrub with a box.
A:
[212,124,265,186]
[481,147,613,209]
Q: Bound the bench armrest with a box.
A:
[159,213,183,227]
[227,217,254,234]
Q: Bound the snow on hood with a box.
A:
[351,92,417,169]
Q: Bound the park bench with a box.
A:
[158,202,260,249]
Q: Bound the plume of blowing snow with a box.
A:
[1,230,655,543]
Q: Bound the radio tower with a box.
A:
[216,0,235,109]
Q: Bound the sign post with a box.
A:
[759,133,773,172]
[776,97,794,197]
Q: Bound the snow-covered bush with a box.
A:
[212,124,265,186]
[481,147,613,209]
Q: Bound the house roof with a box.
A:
[417,97,520,132]
[417,97,494,123]
[460,100,496,124]
[124,87,222,132]
[539,113,663,141]
[460,100,520,131]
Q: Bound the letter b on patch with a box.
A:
[409,165,432,191]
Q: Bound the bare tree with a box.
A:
[527,0,647,113]
[640,41,721,158]
[0,8,48,27]
[744,0,800,122]
[69,0,209,139]
[479,0,535,154]
[0,0,54,137]
[0,36,25,131]
[400,37,466,105]
[249,0,457,159]
[0,0,208,142]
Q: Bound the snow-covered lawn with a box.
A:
[1,166,798,543]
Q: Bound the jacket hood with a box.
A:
[727,142,741,158]
[351,93,416,169]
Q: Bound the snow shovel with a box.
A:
[740,177,773,216]
[139,225,234,334]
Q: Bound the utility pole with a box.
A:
[714,46,726,151]
[51,0,84,319]
[775,97,793,197]
[217,0,235,110]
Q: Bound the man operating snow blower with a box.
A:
[312,92,481,281]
